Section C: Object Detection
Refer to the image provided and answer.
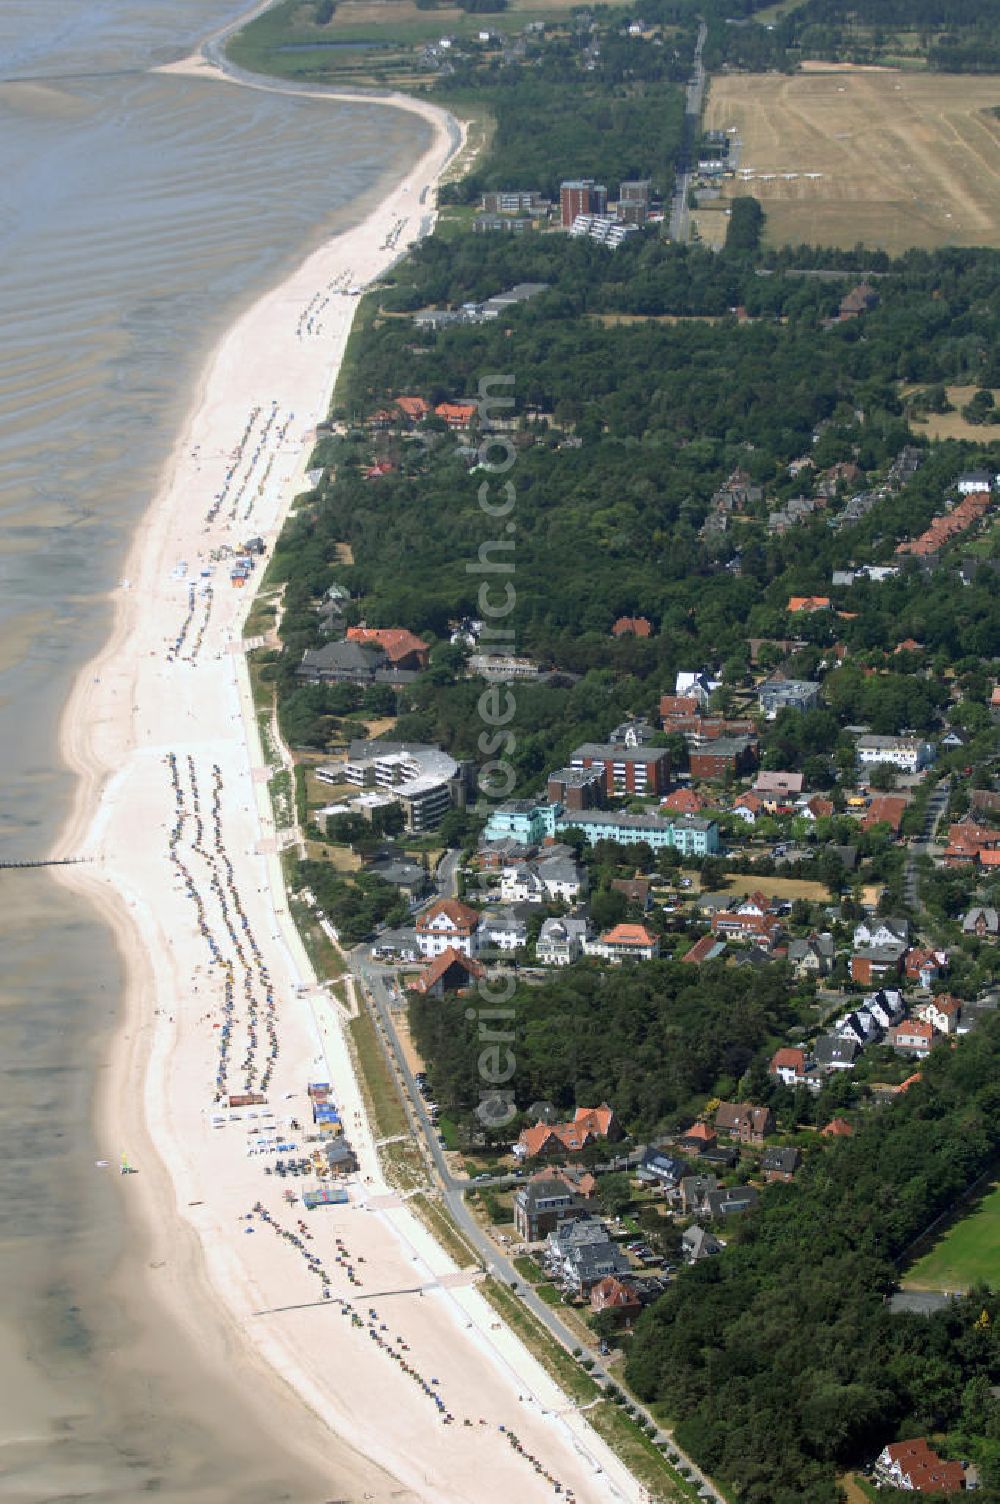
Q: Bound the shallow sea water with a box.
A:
[0,3,428,1497]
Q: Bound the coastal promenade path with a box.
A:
[356,954,725,1504]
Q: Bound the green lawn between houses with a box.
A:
[906,1181,1000,1293]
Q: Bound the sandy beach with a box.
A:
[51,36,643,1504]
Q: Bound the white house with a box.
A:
[856,735,935,775]
[888,1019,934,1056]
[415,898,481,958]
[536,916,590,966]
[480,908,528,952]
[865,989,905,1030]
[736,892,773,918]
[925,995,962,1034]
[501,854,587,905]
[675,669,720,706]
[853,918,909,950]
[500,863,546,904]
[956,469,995,495]
[836,1008,881,1047]
[539,853,588,902]
[584,923,660,963]
[770,1046,808,1086]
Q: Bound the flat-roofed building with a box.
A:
[619,179,651,204]
[332,741,467,833]
[555,808,719,855]
[759,678,819,718]
[546,765,607,810]
[560,178,607,228]
[481,189,545,213]
[570,742,670,797]
[473,213,532,235]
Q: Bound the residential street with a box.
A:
[904,777,950,914]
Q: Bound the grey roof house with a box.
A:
[813,1035,861,1070]
[545,1218,630,1291]
[682,1225,724,1262]
[704,1185,759,1220]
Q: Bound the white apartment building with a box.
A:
[856,734,935,775]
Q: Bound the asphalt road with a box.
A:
[436,846,462,899]
[904,777,950,913]
[352,950,722,1500]
[667,20,707,245]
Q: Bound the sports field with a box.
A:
[905,1180,1000,1293]
[701,69,1000,252]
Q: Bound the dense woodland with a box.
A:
[699,0,1000,71]
[411,960,804,1135]
[268,236,1000,786]
[628,1017,1000,1503]
[439,77,687,201]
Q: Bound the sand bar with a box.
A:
[52,35,644,1504]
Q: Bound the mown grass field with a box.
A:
[723,872,832,903]
[906,1180,1000,1292]
[701,69,1000,252]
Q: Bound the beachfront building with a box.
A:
[415,898,482,959]
[345,627,429,671]
[296,638,390,684]
[546,1219,630,1294]
[513,1173,583,1242]
[481,189,547,214]
[410,947,485,997]
[473,214,533,235]
[516,1104,621,1160]
[584,923,660,964]
[536,916,591,966]
[321,741,470,833]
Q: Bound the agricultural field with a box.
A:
[905,1180,1000,1293]
[700,69,1000,253]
